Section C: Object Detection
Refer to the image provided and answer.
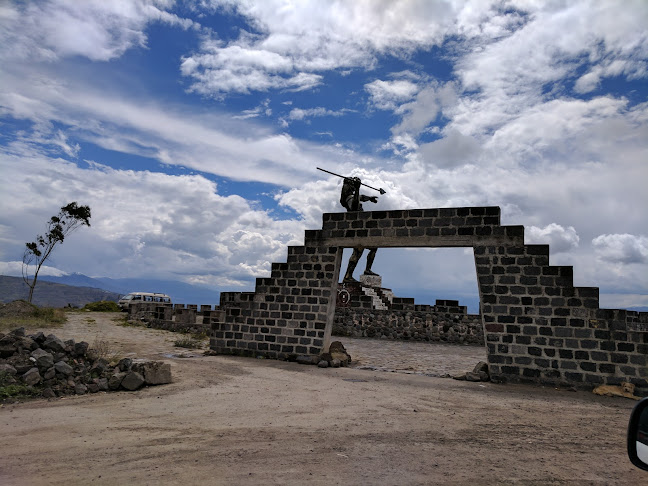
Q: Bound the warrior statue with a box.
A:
[317,168,386,283]
[339,177,379,282]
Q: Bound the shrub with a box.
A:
[83,301,121,312]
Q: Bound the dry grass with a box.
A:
[0,303,66,333]
[90,336,122,364]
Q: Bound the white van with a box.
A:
[118,292,172,310]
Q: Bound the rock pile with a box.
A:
[0,327,171,399]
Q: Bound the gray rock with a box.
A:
[330,358,342,368]
[0,363,17,376]
[0,343,16,359]
[317,360,329,368]
[22,367,41,386]
[465,372,482,382]
[296,355,318,365]
[30,332,46,344]
[90,358,109,377]
[74,383,88,395]
[132,361,172,385]
[96,378,109,391]
[86,349,98,362]
[54,360,74,376]
[42,387,56,398]
[478,371,490,382]
[10,327,25,337]
[473,361,489,375]
[117,358,133,372]
[73,341,89,357]
[452,373,467,381]
[108,372,126,390]
[31,348,54,369]
[18,337,37,352]
[87,383,100,393]
[43,335,66,353]
[43,367,56,380]
[121,371,145,391]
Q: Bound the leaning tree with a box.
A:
[22,202,91,303]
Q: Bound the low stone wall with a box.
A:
[334,308,483,345]
[128,302,213,334]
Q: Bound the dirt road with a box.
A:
[0,312,645,485]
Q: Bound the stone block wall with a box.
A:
[334,299,483,344]
[209,206,647,390]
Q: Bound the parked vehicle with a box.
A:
[628,396,648,471]
[118,292,172,310]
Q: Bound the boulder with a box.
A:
[73,341,89,357]
[121,371,145,391]
[31,348,54,369]
[54,360,74,376]
[22,367,41,386]
[74,383,88,395]
[296,355,318,365]
[43,335,66,353]
[465,372,482,382]
[117,358,133,372]
[317,360,329,368]
[43,367,56,380]
[328,341,351,366]
[132,361,172,385]
[0,363,17,376]
[108,372,126,390]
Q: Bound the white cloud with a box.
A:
[182,0,523,96]
[527,224,580,254]
[288,107,354,121]
[592,234,648,264]
[365,79,419,110]
[418,129,480,169]
[0,0,198,63]
[0,261,65,278]
[0,153,304,286]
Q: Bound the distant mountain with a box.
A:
[38,273,221,305]
[0,275,121,308]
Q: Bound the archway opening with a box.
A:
[334,247,486,377]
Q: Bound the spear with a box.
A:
[317,167,386,195]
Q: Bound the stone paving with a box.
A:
[338,336,487,377]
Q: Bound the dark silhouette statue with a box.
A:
[340,177,378,282]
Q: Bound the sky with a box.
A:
[0,0,647,312]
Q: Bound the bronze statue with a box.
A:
[317,168,384,283]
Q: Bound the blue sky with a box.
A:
[1,0,647,312]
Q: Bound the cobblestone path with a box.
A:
[338,337,487,377]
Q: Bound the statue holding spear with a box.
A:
[317,167,385,282]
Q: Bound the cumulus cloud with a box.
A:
[0,153,305,286]
[592,234,648,264]
[526,224,580,254]
[365,79,420,110]
[418,129,481,169]
[181,0,523,96]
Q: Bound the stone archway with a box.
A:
[211,206,648,389]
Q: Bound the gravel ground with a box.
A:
[0,311,645,485]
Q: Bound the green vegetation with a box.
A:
[0,373,39,401]
[22,202,91,303]
[82,301,121,312]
